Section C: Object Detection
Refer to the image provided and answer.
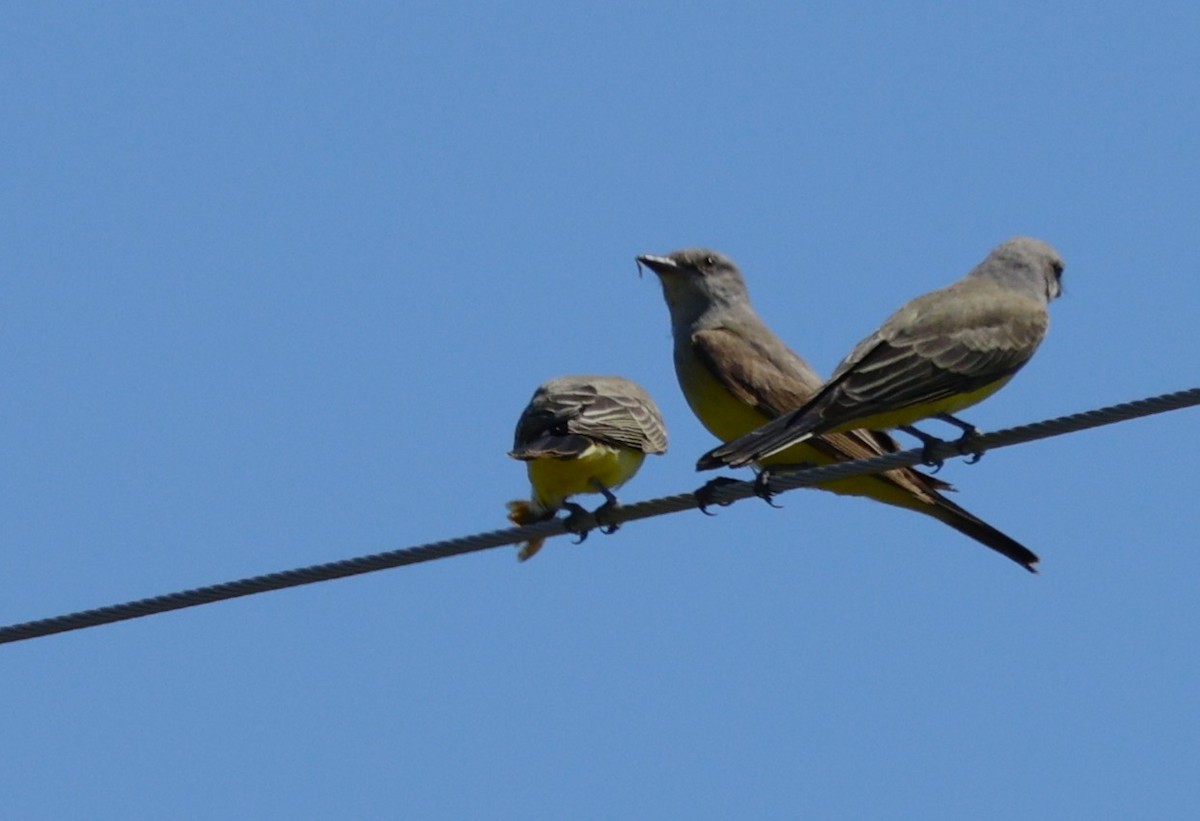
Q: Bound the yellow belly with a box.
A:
[527,445,645,510]
[825,375,1015,434]
[678,358,825,465]
[678,350,934,511]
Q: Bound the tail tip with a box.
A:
[517,538,546,562]
[696,450,730,471]
[508,500,552,562]
[506,499,536,525]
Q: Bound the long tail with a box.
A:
[925,496,1039,572]
[506,500,556,561]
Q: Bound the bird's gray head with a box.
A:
[970,237,1065,303]
[636,247,751,327]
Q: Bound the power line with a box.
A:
[2,386,1197,646]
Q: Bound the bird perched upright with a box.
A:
[699,237,1064,470]
[637,247,1039,571]
[507,375,668,561]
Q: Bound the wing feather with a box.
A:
[806,285,1049,425]
[691,327,821,418]
[511,376,667,458]
[691,327,953,491]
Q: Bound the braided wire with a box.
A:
[1,386,1197,646]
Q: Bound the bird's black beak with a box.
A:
[636,254,678,278]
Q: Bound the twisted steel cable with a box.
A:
[2,386,1196,646]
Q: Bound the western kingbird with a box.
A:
[507,375,668,561]
[699,237,1064,470]
[638,247,1039,571]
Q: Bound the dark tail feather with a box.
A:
[927,497,1039,572]
[696,410,817,470]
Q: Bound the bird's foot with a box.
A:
[955,432,985,464]
[901,425,946,472]
[935,413,985,464]
[588,480,621,534]
[561,502,592,544]
[694,476,741,515]
[752,470,782,508]
[594,506,620,535]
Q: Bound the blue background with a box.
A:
[3,3,1198,818]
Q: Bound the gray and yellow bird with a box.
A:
[507,375,668,561]
[700,237,1064,470]
[638,247,1041,571]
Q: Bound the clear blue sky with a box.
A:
[3,3,1199,818]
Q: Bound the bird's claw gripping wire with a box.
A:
[901,425,948,472]
[694,476,741,515]
[955,432,985,464]
[694,469,786,513]
[561,502,593,544]
[752,470,783,508]
[903,415,988,470]
[589,480,622,535]
[936,413,986,464]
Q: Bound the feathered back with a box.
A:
[510,375,668,460]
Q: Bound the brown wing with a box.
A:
[691,326,822,418]
[565,377,668,454]
[816,286,1050,424]
[701,287,1048,466]
[510,376,667,460]
[691,327,953,491]
[689,324,1037,570]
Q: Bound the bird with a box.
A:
[638,247,1039,571]
[507,375,667,561]
[699,237,1064,470]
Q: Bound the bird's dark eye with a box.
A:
[1052,261,1064,279]
[705,255,716,266]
